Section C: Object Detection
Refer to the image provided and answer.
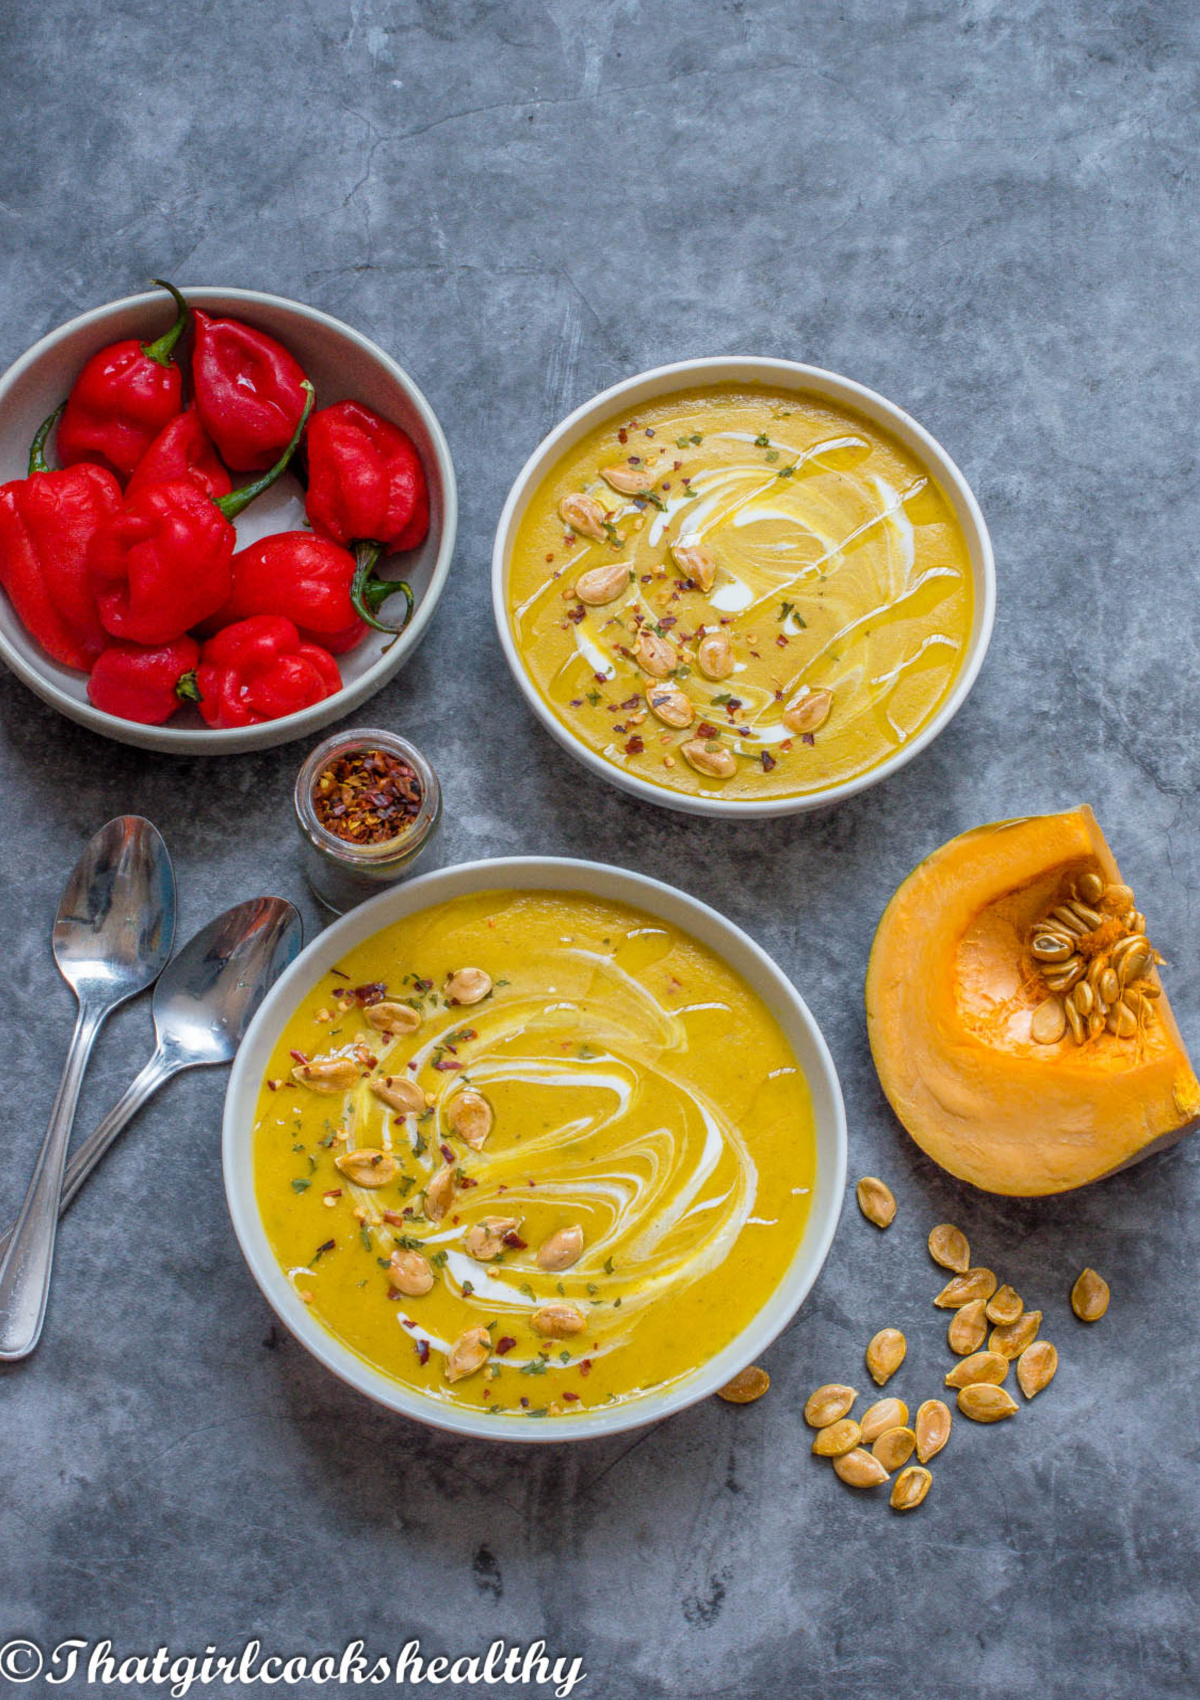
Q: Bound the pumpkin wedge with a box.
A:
[866,806,1200,1195]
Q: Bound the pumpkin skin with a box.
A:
[865,806,1200,1196]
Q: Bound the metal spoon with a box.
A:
[0,817,176,1360]
[0,896,303,1261]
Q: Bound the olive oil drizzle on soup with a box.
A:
[508,384,974,801]
[253,891,815,1419]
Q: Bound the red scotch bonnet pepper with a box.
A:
[207,530,414,654]
[0,405,118,670]
[192,310,311,472]
[305,399,430,552]
[88,382,314,644]
[87,635,200,725]
[194,615,341,728]
[56,280,190,482]
[126,405,231,501]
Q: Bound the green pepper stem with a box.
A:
[28,404,66,477]
[351,541,415,640]
[176,671,202,704]
[214,381,315,522]
[141,280,192,367]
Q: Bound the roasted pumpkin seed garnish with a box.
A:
[928,1223,970,1273]
[989,1309,1042,1359]
[985,1284,1023,1326]
[856,1175,897,1229]
[890,1465,932,1511]
[947,1298,989,1355]
[717,1365,770,1404]
[944,1350,1009,1389]
[956,1383,1019,1423]
[914,1399,951,1463]
[859,1397,908,1445]
[1016,1340,1058,1399]
[803,1383,857,1428]
[865,1327,906,1386]
[812,1417,862,1457]
[1071,1267,1110,1321]
[832,1448,890,1488]
[872,1426,916,1471]
[934,1268,998,1309]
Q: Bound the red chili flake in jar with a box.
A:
[624,736,644,755]
[802,732,815,746]
[495,1336,517,1355]
[314,748,423,846]
[289,1049,308,1064]
[761,752,777,772]
[618,427,628,444]
[696,722,718,739]
[563,1391,580,1402]
[579,1358,592,1376]
[440,1143,455,1163]
[502,1230,527,1249]
[416,1340,430,1365]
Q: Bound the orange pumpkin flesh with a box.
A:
[865,806,1200,1196]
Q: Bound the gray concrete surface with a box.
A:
[1,3,1197,1696]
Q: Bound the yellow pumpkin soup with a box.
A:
[507,384,974,801]
[253,890,815,1419]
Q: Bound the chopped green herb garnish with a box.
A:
[754,433,770,447]
[603,1256,615,1275]
[519,1357,549,1376]
[586,690,602,707]
[360,1226,372,1252]
[291,1178,310,1193]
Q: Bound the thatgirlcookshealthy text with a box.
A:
[0,1636,587,1696]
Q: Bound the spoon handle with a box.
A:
[60,1047,176,1218]
[0,1003,105,1360]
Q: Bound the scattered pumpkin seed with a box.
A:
[832,1448,890,1488]
[947,1299,989,1355]
[914,1399,951,1463]
[872,1426,916,1471]
[928,1223,970,1273]
[865,1327,906,1386]
[956,1383,1019,1423]
[1071,1267,1110,1321]
[989,1309,1042,1359]
[803,1383,857,1428]
[1016,1341,1058,1399]
[944,1350,1009,1389]
[717,1365,770,1404]
[985,1284,1023,1326]
[812,1417,862,1457]
[856,1175,897,1229]
[859,1397,909,1445]
[890,1465,932,1511]
[934,1268,998,1309]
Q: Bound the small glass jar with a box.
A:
[294,728,442,913]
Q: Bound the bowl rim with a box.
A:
[491,354,995,819]
[222,854,847,1443]
[0,285,458,754]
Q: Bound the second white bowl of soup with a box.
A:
[494,357,994,817]
[224,857,846,1441]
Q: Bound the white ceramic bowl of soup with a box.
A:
[223,856,847,1442]
[491,356,995,818]
[0,286,457,753]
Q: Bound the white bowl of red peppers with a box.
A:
[0,283,457,752]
